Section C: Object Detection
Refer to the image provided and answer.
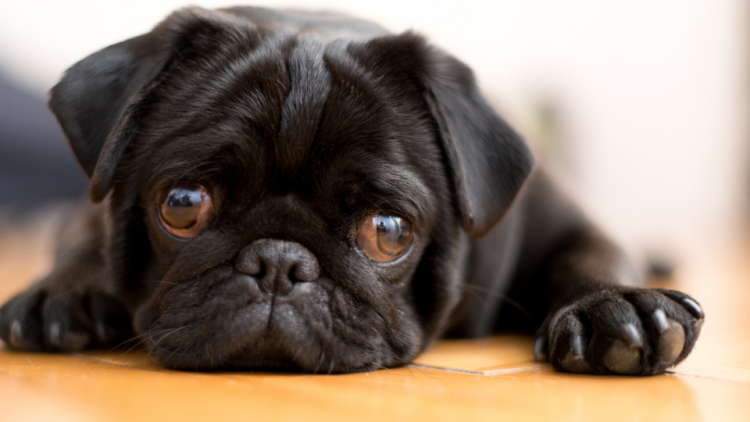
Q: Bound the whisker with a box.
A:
[464,284,531,320]
[141,279,181,286]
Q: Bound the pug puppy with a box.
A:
[0,6,703,374]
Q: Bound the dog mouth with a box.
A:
[136,267,414,373]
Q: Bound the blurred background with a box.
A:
[0,0,747,265]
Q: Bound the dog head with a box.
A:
[48,7,534,371]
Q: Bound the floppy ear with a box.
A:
[349,33,535,238]
[48,30,170,202]
[48,7,258,203]
[421,47,535,238]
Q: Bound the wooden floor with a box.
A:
[1,214,749,422]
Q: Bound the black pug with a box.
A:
[0,6,703,375]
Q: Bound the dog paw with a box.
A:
[535,288,704,375]
[0,287,132,352]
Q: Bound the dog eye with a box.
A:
[157,184,215,238]
[356,213,413,262]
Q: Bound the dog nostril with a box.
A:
[235,253,261,276]
[290,261,319,282]
[235,239,320,284]
[255,261,267,278]
[288,264,301,283]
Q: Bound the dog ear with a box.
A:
[48,7,258,203]
[421,48,535,238]
[48,31,169,202]
[349,33,535,238]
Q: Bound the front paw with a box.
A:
[536,288,704,375]
[0,286,132,352]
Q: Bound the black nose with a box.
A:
[235,239,320,295]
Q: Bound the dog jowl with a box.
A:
[0,6,703,374]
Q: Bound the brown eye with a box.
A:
[356,213,413,262]
[157,184,215,238]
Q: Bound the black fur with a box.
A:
[0,6,703,375]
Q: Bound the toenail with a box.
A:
[49,322,62,347]
[570,333,584,358]
[653,309,669,333]
[621,323,643,348]
[534,336,548,362]
[10,320,24,348]
[682,298,704,320]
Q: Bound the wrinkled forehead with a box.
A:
[136,31,440,220]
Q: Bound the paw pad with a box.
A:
[602,323,643,374]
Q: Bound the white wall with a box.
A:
[1,0,746,259]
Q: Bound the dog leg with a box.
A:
[0,201,132,352]
[535,231,703,375]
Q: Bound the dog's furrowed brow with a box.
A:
[142,140,255,189]
[316,159,437,230]
[365,165,435,222]
[194,35,334,180]
[276,37,331,175]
